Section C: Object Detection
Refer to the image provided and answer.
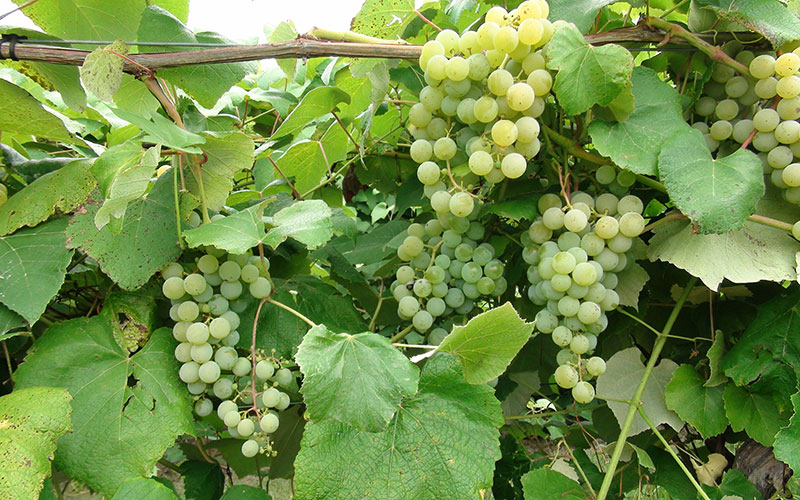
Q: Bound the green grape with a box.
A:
[776,120,800,144]
[162,277,186,300]
[209,317,231,339]
[534,309,558,333]
[571,262,598,287]
[506,82,535,112]
[445,287,465,308]
[260,412,280,434]
[249,277,272,299]
[220,280,243,300]
[474,276,494,295]
[570,334,590,355]
[618,212,645,237]
[557,232,581,251]
[205,272,223,287]
[586,357,606,377]
[515,117,540,145]
[714,99,739,121]
[749,54,776,79]
[783,163,800,187]
[732,119,755,143]
[461,262,483,283]
[397,265,416,284]
[557,296,580,317]
[465,52,490,80]
[518,18,543,45]
[237,418,255,437]
[456,98,478,124]
[161,262,184,280]
[241,439,260,458]
[215,261,238,281]
[552,251,577,275]
[173,322,189,342]
[445,56,469,81]
[554,365,579,389]
[430,191,452,213]
[563,209,588,233]
[709,120,732,141]
[208,295,229,316]
[724,76,749,98]
[484,260,504,280]
[435,28,459,56]
[753,131,779,152]
[522,51,546,75]
[594,216,619,240]
[413,278,433,298]
[174,342,192,363]
[540,207,563,230]
[477,21,499,50]
[232,357,251,377]
[754,108,780,132]
[551,274,572,293]
[223,409,242,428]
[572,381,595,403]
[527,69,552,96]
[419,40,445,69]
[179,361,200,384]
[601,272,618,289]
[412,310,433,331]
[471,247,492,267]
[398,296,420,317]
[491,120,518,147]
[191,343,213,363]
[470,97,496,124]
[778,75,800,98]
[552,326,573,347]
[433,137,457,161]
[449,192,474,217]
[577,301,602,324]
[416,161,441,185]
[755,77,778,99]
[501,153,527,179]
[195,398,213,417]
[239,264,259,284]
[273,368,292,387]
[177,301,199,322]
[213,378,234,399]
[778,97,800,120]
[487,69,513,96]
[601,289,620,311]
[187,381,206,395]
[217,400,238,420]
[261,387,281,408]
[409,102,433,128]
[197,254,219,274]
[776,52,800,76]
[198,361,221,383]
[793,221,800,240]
[410,140,433,163]
[694,96,716,117]
[419,86,443,112]
[493,25,519,53]
[617,195,644,215]
[186,323,210,345]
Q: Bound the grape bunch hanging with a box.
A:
[524,192,646,404]
[161,249,293,458]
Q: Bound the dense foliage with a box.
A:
[4,0,800,499]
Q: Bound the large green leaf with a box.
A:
[665,365,728,439]
[273,121,351,193]
[350,0,415,39]
[293,355,502,500]
[589,67,689,176]
[186,132,254,212]
[296,325,420,432]
[659,128,764,233]
[94,145,159,230]
[544,23,633,116]
[112,108,205,153]
[79,40,127,102]
[647,218,800,291]
[239,276,368,359]
[615,262,649,309]
[270,87,351,139]
[0,303,26,342]
[13,317,194,496]
[0,387,72,500]
[183,202,267,254]
[0,218,72,324]
[774,390,800,474]
[66,173,182,290]
[694,0,800,47]
[437,302,533,384]
[548,0,616,33]
[0,79,73,143]
[521,468,587,499]
[723,366,794,446]
[269,21,298,81]
[263,200,334,250]
[0,160,95,236]
[722,289,800,384]
[596,347,683,436]
[111,478,179,500]
[137,6,258,108]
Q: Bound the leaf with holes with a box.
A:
[13,317,194,497]
[659,128,764,233]
[0,218,72,324]
[293,355,502,500]
[0,387,72,499]
[544,22,633,116]
[350,0,415,39]
[0,160,96,236]
[79,40,127,102]
[437,302,533,384]
[296,324,420,431]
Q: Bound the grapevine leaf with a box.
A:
[13,318,194,497]
[246,88,297,118]
[293,355,502,500]
[269,21,298,81]
[548,0,616,33]
[520,468,587,500]
[658,128,764,233]
[110,478,179,500]
[0,144,72,184]
[112,108,205,153]
[544,22,634,116]
[219,485,270,500]
[596,347,683,436]
[702,469,761,500]
[79,40,127,102]
[721,289,800,384]
[66,173,182,291]
[240,276,368,359]
[114,75,161,117]
[437,303,534,384]
[774,390,800,474]
[180,461,224,500]
[0,218,72,324]
[588,66,689,176]
[615,262,649,310]
[647,218,800,291]
[273,121,351,193]
[0,387,72,500]
[350,0,415,40]
[665,365,728,439]
[0,79,73,143]
[270,86,351,140]
[185,132,254,212]
[694,0,800,47]
[0,160,96,236]
[0,303,26,342]
[137,6,258,108]
[723,366,794,446]
[482,197,540,221]
[183,202,267,255]
[263,200,334,250]
[296,325,420,432]
[706,331,728,387]
[94,145,160,230]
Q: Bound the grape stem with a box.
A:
[445,159,479,198]
[639,406,713,500]
[367,280,385,332]
[392,343,437,349]
[389,324,415,343]
[617,308,713,342]
[559,438,597,498]
[266,297,316,328]
[172,161,184,249]
[267,156,303,199]
[596,276,697,500]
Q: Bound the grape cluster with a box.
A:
[523,192,646,404]
[411,0,555,217]
[391,210,506,346]
[691,44,800,206]
[161,249,293,458]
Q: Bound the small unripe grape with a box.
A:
[255,360,275,380]
[249,277,272,299]
[195,398,213,417]
[275,367,294,387]
[260,413,280,434]
[241,439,260,458]
[572,381,595,404]
[162,277,186,300]
[554,365,579,389]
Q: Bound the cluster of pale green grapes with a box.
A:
[523,192,646,404]
[411,0,555,218]
[391,207,506,345]
[692,43,800,206]
[161,249,294,458]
